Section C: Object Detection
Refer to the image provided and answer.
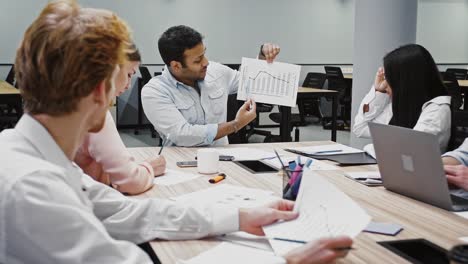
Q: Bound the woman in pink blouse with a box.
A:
[75,45,166,194]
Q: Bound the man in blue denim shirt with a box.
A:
[142,25,280,146]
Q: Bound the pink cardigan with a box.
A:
[75,111,154,194]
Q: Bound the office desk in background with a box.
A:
[130,141,468,264]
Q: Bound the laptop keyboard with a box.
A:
[451,194,468,203]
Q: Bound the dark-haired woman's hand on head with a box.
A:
[374,67,392,96]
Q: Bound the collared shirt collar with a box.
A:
[427,95,451,105]
[423,95,451,109]
[162,65,187,89]
[15,114,74,171]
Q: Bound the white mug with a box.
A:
[197,149,219,174]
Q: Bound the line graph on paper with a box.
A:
[238,57,301,107]
[265,205,348,242]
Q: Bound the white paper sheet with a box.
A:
[219,232,272,252]
[289,144,364,156]
[153,169,201,186]
[215,147,276,161]
[237,57,301,107]
[262,156,337,171]
[263,170,371,256]
[172,184,279,208]
[179,242,284,264]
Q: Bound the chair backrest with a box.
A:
[446,68,468,80]
[139,66,152,85]
[445,80,463,110]
[324,66,348,95]
[302,72,326,89]
[324,66,345,79]
[5,65,15,86]
[448,110,468,151]
[226,93,247,143]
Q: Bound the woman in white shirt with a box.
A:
[353,44,451,157]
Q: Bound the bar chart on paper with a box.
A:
[238,57,301,107]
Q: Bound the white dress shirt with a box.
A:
[141,62,239,147]
[353,86,451,157]
[0,115,239,263]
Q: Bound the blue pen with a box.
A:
[305,158,313,168]
[272,238,354,251]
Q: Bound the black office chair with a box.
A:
[226,93,250,144]
[448,110,468,151]
[298,72,327,122]
[445,71,465,110]
[323,66,351,131]
[139,68,162,142]
[446,74,463,111]
[5,65,16,87]
[446,68,468,81]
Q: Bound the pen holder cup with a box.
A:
[281,168,304,201]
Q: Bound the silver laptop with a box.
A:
[369,122,468,212]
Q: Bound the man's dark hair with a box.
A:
[384,44,448,129]
[158,25,203,66]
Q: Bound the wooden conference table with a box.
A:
[131,141,468,264]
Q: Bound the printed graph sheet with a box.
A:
[263,170,371,256]
[237,57,301,107]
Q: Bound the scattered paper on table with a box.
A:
[172,184,279,208]
[263,170,371,256]
[179,242,284,264]
[237,57,301,107]
[153,169,201,186]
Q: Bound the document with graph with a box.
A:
[237,57,301,107]
[263,170,371,256]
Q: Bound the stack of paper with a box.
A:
[153,169,201,186]
[172,184,279,208]
[263,170,371,256]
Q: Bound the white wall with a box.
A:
[0,0,355,65]
[417,0,468,64]
[1,0,466,65]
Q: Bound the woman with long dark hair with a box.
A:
[353,44,451,157]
